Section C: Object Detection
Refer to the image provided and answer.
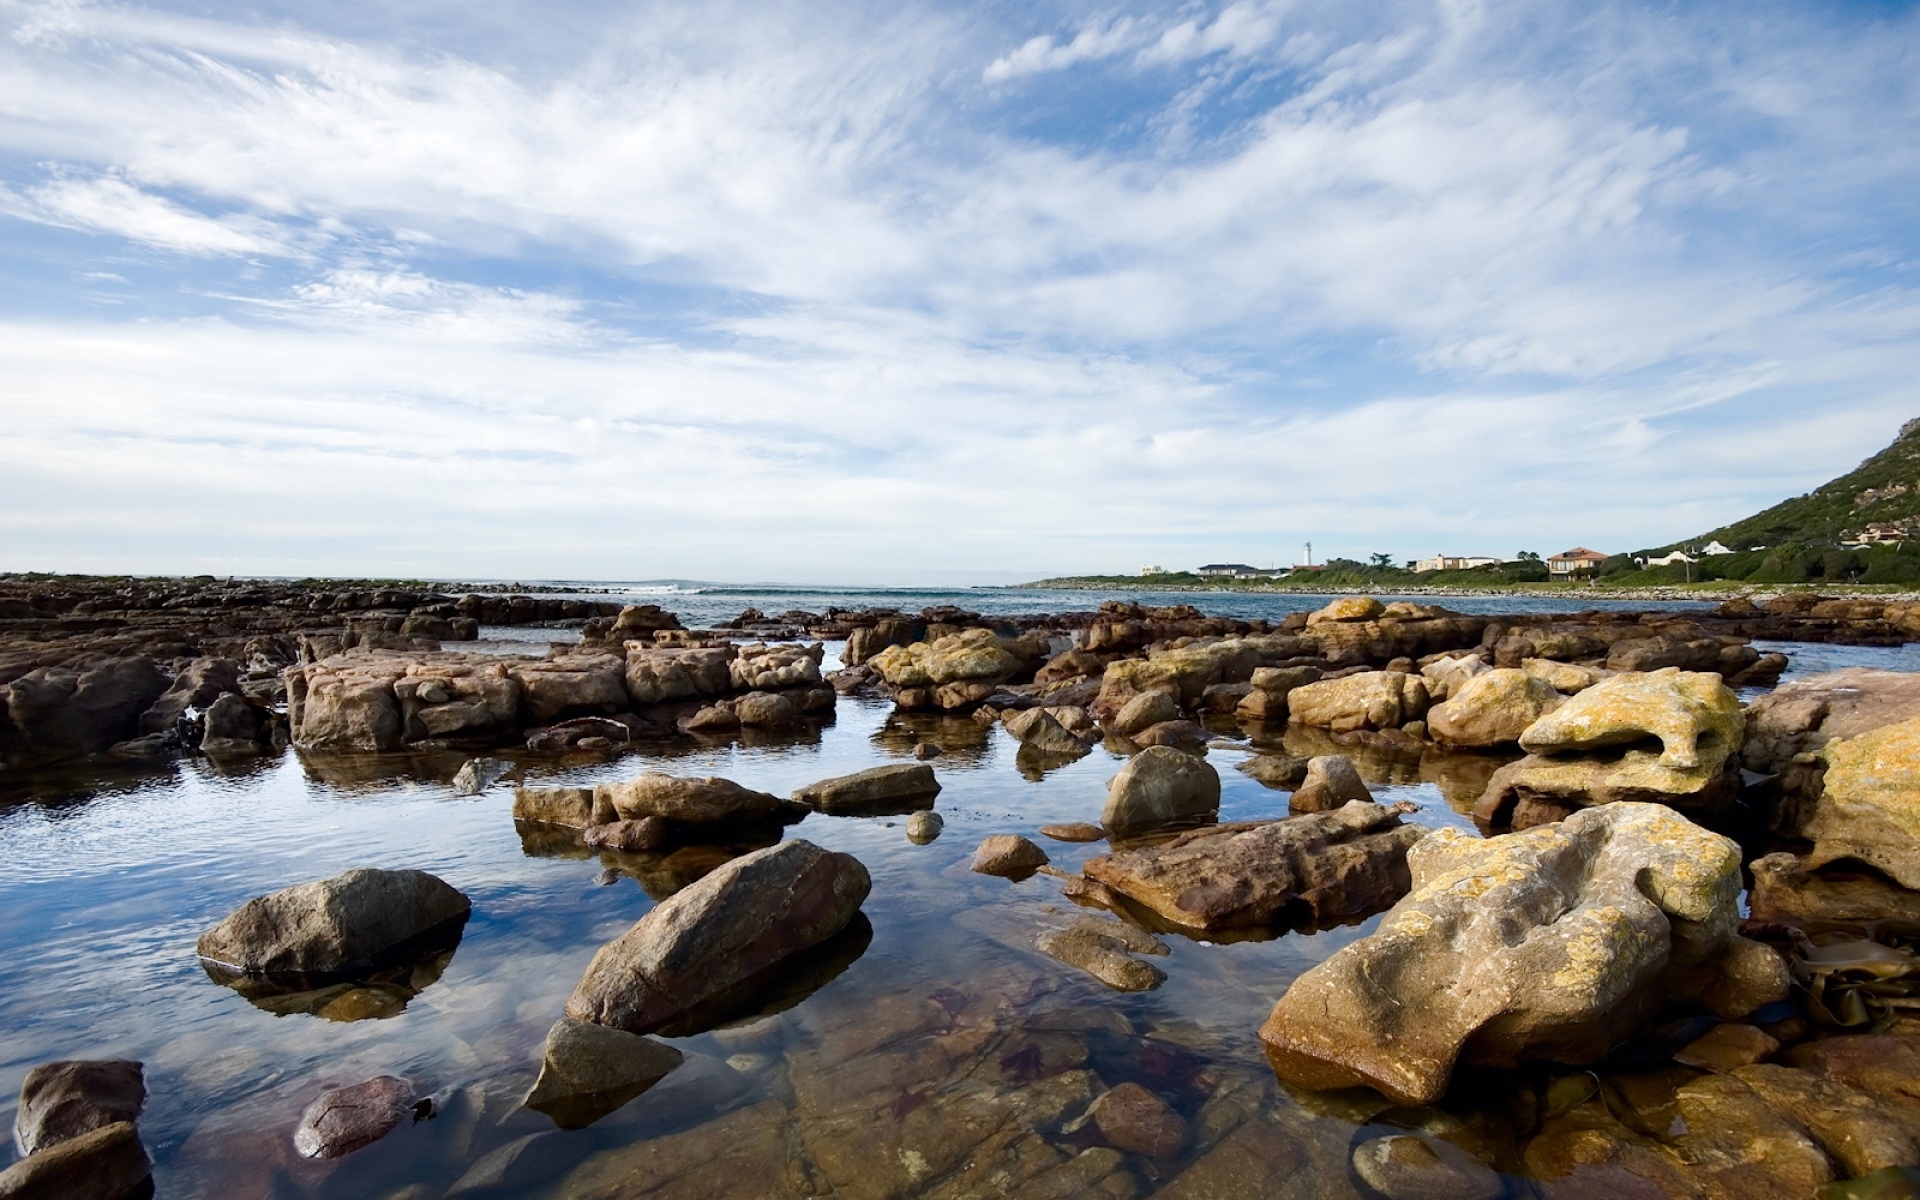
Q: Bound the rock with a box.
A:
[137,656,243,735]
[1309,596,1385,624]
[1261,803,1756,1105]
[509,655,630,724]
[731,691,798,728]
[0,1122,149,1200]
[513,785,615,829]
[1080,801,1423,933]
[583,818,668,852]
[971,835,1049,878]
[1426,668,1563,747]
[1290,755,1372,812]
[1038,822,1105,842]
[911,741,940,759]
[1235,665,1323,722]
[596,774,790,825]
[678,703,739,733]
[1350,1134,1502,1200]
[445,1131,584,1196]
[1004,707,1093,755]
[0,656,168,768]
[197,868,471,976]
[1520,667,1743,769]
[1669,1074,1835,1196]
[1522,657,1604,694]
[794,763,941,814]
[1732,1062,1920,1178]
[448,756,508,797]
[1109,691,1179,737]
[1287,670,1428,733]
[1236,754,1309,789]
[523,1018,684,1130]
[526,715,633,752]
[1803,716,1920,888]
[623,646,730,704]
[1131,720,1209,749]
[905,810,943,843]
[1089,1083,1188,1159]
[1034,926,1166,992]
[869,629,1020,689]
[1420,654,1489,701]
[1674,1024,1778,1072]
[198,692,264,757]
[1743,667,1920,776]
[1101,746,1220,834]
[1152,1119,1303,1200]
[1747,852,1920,926]
[566,839,871,1035]
[13,1061,145,1157]
[292,1075,413,1159]
[729,644,824,692]
[1475,747,1742,827]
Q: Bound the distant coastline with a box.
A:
[1015,574,1920,602]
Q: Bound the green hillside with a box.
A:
[1697,417,1920,549]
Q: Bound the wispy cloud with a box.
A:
[0,172,289,256]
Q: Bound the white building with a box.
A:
[1139,565,1166,576]
[1413,554,1501,573]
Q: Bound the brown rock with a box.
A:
[1101,746,1220,834]
[197,868,470,976]
[1287,670,1428,733]
[1236,754,1309,789]
[1674,1024,1778,1072]
[12,1061,144,1158]
[1669,1074,1834,1197]
[523,1019,683,1130]
[1033,926,1165,992]
[1290,755,1372,812]
[583,818,667,852]
[1109,690,1179,737]
[1350,1133,1502,1200]
[1131,720,1209,749]
[514,786,616,829]
[292,1075,413,1159]
[971,835,1049,878]
[1082,801,1422,933]
[1733,1063,1920,1178]
[1003,707,1093,755]
[1090,1083,1189,1159]
[1038,823,1106,843]
[1747,852,1920,927]
[595,774,789,825]
[0,1121,149,1200]
[733,691,799,728]
[905,810,943,843]
[1427,668,1563,748]
[793,763,941,814]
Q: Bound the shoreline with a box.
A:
[1012,579,1920,603]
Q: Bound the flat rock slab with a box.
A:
[566,839,871,1036]
[293,1075,413,1159]
[13,1060,145,1158]
[197,868,471,976]
[1080,801,1423,933]
[792,764,940,814]
[597,775,794,825]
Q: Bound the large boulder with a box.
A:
[1800,715,1920,888]
[1101,746,1220,834]
[508,656,629,725]
[595,774,792,825]
[0,1121,150,1200]
[793,764,940,814]
[1076,801,1423,933]
[730,644,824,691]
[565,839,870,1035]
[1743,668,1920,776]
[1107,690,1178,737]
[1286,671,1428,733]
[1259,803,1779,1105]
[196,868,472,976]
[623,646,731,704]
[1426,669,1562,748]
[868,629,1019,689]
[1289,755,1371,812]
[0,657,169,768]
[13,1061,145,1157]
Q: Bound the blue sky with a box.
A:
[1,0,1917,584]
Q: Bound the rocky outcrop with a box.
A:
[622,646,731,704]
[1260,803,1784,1105]
[1748,851,1920,926]
[1425,668,1562,748]
[792,764,940,814]
[293,1075,414,1159]
[1304,599,1488,666]
[523,1019,683,1130]
[1001,707,1093,756]
[1101,746,1220,834]
[1419,653,1488,701]
[1286,670,1429,733]
[596,774,794,826]
[1474,668,1746,826]
[0,656,169,769]
[730,643,824,691]
[1075,801,1423,933]
[1799,715,1920,887]
[869,629,1020,691]
[1743,667,1920,775]
[1233,665,1323,722]
[196,868,472,976]
[566,840,871,1035]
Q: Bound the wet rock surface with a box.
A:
[0,1121,151,1200]
[292,1075,414,1159]
[971,834,1050,878]
[793,763,940,814]
[1101,746,1220,834]
[196,867,472,976]
[13,1060,145,1159]
[523,1019,684,1130]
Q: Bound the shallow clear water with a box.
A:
[0,635,1902,1198]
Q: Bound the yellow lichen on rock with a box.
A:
[1807,715,1920,887]
[1519,667,1743,769]
[868,628,1020,689]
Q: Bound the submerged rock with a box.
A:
[566,840,870,1035]
[292,1075,413,1159]
[197,868,471,976]
[1101,746,1220,834]
[12,1060,145,1159]
[1236,753,1309,789]
[793,763,940,814]
[1034,925,1166,992]
[1350,1133,1502,1200]
[1078,801,1423,934]
[0,1121,150,1200]
[1089,1082,1189,1159]
[1260,802,1773,1105]
[1289,755,1371,813]
[971,835,1049,879]
[582,818,667,853]
[523,1018,683,1130]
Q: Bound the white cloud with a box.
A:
[983,18,1138,83]
[1,172,289,256]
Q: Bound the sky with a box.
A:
[1,0,1918,585]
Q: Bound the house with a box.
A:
[1644,550,1694,567]
[1845,524,1906,547]
[1195,563,1267,579]
[1413,554,1501,573]
[1548,547,1609,580]
[1700,541,1736,556]
[1139,565,1167,576]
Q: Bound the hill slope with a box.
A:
[1695,418,1920,549]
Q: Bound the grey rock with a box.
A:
[13,1061,144,1158]
[292,1075,413,1159]
[523,1019,683,1130]
[197,868,471,975]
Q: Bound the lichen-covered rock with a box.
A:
[793,764,940,814]
[565,840,870,1035]
[595,774,791,825]
[1308,597,1385,624]
[1289,755,1371,813]
[1420,653,1489,701]
[1519,667,1743,770]
[1287,671,1429,733]
[1522,658,1604,694]
[1803,715,1920,887]
[197,868,471,976]
[1473,745,1743,826]
[729,643,824,691]
[1427,669,1562,748]
[1079,801,1423,933]
[1261,803,1761,1105]
[1101,746,1220,834]
[1235,665,1322,722]
[1747,851,1920,926]
[1742,668,1920,776]
[869,629,1019,689]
